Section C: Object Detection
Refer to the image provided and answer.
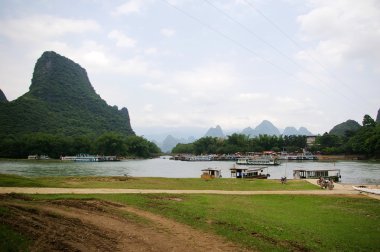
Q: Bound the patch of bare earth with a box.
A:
[0,194,250,251]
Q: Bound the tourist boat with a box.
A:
[201,168,222,179]
[230,165,270,179]
[279,150,318,161]
[187,155,213,161]
[236,155,280,166]
[27,154,50,160]
[293,169,341,182]
[60,154,120,162]
[171,154,214,161]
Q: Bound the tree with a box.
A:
[125,136,160,158]
[362,114,376,127]
[95,132,127,156]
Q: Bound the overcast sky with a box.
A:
[0,0,379,137]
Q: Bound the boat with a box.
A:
[171,154,214,161]
[230,165,270,179]
[279,149,318,160]
[293,169,341,182]
[201,168,222,179]
[60,154,120,162]
[352,186,380,195]
[236,155,280,166]
[187,155,213,161]
[28,154,50,160]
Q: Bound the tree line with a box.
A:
[172,134,307,155]
[172,114,380,158]
[0,132,161,159]
[309,115,380,157]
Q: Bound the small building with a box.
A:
[306,136,317,146]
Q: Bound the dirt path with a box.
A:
[0,195,249,252]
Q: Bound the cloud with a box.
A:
[108,30,137,48]
[234,93,268,102]
[143,104,154,112]
[112,0,148,16]
[144,47,158,54]
[0,15,100,42]
[160,28,176,37]
[83,51,110,66]
[297,0,380,70]
[172,62,237,92]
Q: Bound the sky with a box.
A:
[0,0,379,138]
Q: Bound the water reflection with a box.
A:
[0,158,379,184]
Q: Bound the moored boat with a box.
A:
[279,149,318,161]
[201,168,222,179]
[230,165,270,179]
[236,155,280,166]
[293,169,341,182]
[60,154,120,162]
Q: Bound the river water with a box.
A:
[0,157,379,184]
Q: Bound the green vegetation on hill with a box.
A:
[0,132,160,159]
[329,119,361,136]
[310,114,380,157]
[0,51,134,138]
[0,89,7,103]
[0,52,162,158]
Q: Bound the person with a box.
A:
[317,177,323,186]
[328,178,334,190]
[281,176,287,184]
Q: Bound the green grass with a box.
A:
[0,174,318,190]
[0,174,46,187]
[31,193,380,251]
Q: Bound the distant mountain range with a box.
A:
[154,121,314,152]
[160,135,195,153]
[241,120,312,137]
[204,125,225,138]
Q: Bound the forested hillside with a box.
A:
[0,51,134,137]
[0,51,161,158]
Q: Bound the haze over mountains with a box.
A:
[156,121,314,152]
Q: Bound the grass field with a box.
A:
[1,174,379,251]
[30,193,380,251]
[0,174,318,190]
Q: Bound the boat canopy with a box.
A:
[293,169,341,181]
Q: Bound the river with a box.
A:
[0,157,379,184]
